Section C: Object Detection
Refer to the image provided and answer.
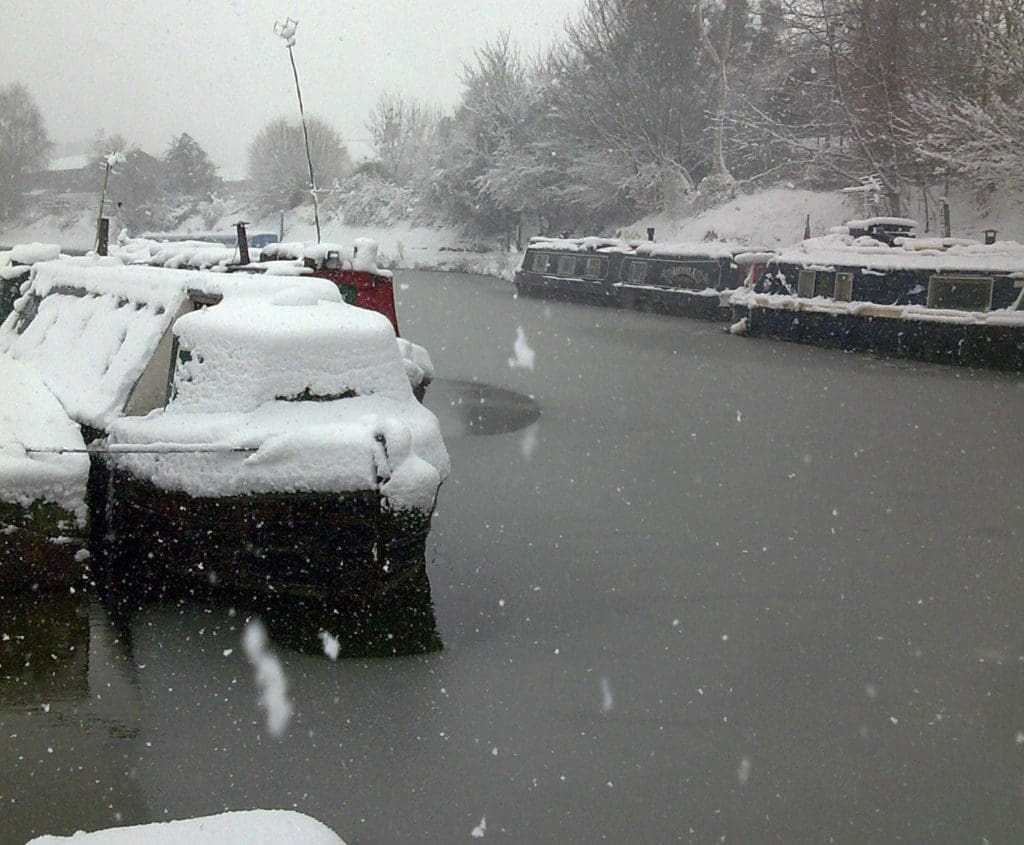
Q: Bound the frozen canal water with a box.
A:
[2,270,1022,843]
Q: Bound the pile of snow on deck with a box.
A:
[108,284,448,510]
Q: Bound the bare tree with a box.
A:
[247,115,352,214]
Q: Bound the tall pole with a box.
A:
[94,151,124,253]
[95,160,112,253]
[276,18,321,244]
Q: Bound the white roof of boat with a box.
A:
[771,233,1024,275]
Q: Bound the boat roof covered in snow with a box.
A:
[0,259,346,430]
[770,232,1024,276]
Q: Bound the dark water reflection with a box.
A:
[426,377,541,437]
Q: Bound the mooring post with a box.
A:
[96,217,110,256]
[235,221,250,265]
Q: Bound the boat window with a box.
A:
[557,254,577,277]
[797,269,816,298]
[927,275,993,311]
[583,256,606,280]
[814,273,836,298]
[530,251,549,273]
[834,272,854,302]
[628,260,648,284]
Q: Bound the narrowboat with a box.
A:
[514,236,757,319]
[732,218,1024,370]
[115,233,434,398]
[515,237,631,304]
[0,259,449,599]
[615,241,753,319]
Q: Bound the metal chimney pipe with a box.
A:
[646,227,655,242]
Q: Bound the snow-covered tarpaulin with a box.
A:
[0,258,432,431]
[26,809,346,845]
[0,355,89,521]
[106,285,449,510]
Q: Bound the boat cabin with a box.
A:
[758,223,1024,312]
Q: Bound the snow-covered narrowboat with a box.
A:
[732,218,1024,370]
[514,237,629,305]
[514,236,756,319]
[114,234,434,398]
[615,241,754,319]
[0,258,449,600]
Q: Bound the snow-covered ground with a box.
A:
[626,185,1024,247]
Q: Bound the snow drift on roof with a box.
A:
[107,294,448,509]
[773,233,1024,274]
[528,236,632,253]
[0,260,344,429]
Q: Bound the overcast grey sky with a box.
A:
[1,0,586,177]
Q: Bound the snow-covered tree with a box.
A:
[427,33,536,233]
[163,133,221,200]
[88,131,164,232]
[0,82,52,219]
[247,116,352,214]
[366,93,443,187]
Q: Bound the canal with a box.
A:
[2,270,1022,842]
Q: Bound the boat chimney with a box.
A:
[941,198,952,238]
[984,229,998,245]
[96,217,109,256]
[235,221,251,264]
[646,227,655,242]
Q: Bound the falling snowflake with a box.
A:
[508,326,536,370]
[600,677,614,714]
[320,630,340,661]
[737,756,752,785]
[242,619,293,737]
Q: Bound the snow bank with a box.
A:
[0,356,89,521]
[107,295,449,510]
[627,188,855,247]
[26,810,345,845]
